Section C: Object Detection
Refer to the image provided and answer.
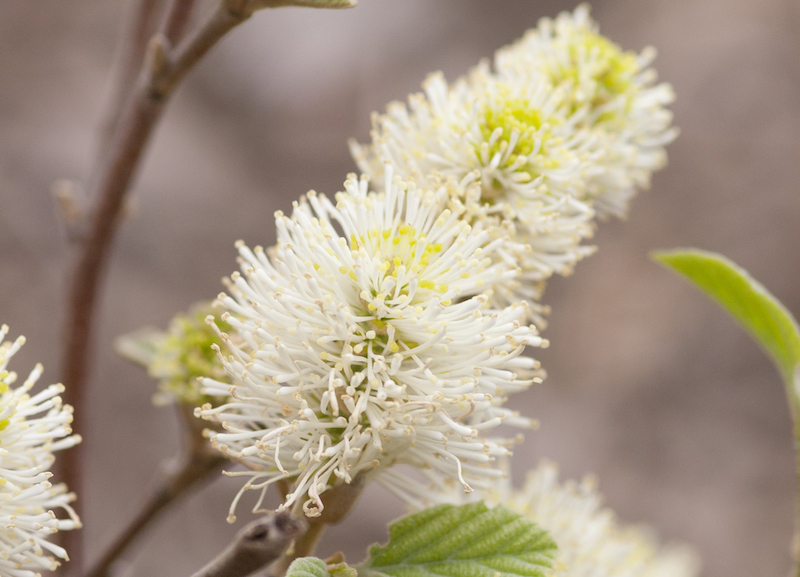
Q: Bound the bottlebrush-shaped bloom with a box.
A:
[0,326,81,577]
[350,5,675,310]
[494,4,677,218]
[436,461,700,577]
[197,172,544,520]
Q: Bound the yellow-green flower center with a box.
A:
[551,30,640,117]
[328,224,441,371]
[345,225,449,300]
[476,90,561,193]
[481,97,545,160]
[153,308,230,405]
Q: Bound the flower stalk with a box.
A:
[271,476,366,577]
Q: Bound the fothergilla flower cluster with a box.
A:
[195,4,675,538]
[0,326,81,577]
[351,4,675,316]
[198,173,544,520]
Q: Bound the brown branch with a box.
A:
[98,0,196,160]
[190,513,306,577]
[60,2,251,571]
[59,0,356,572]
[162,0,199,44]
[86,451,227,577]
[98,0,165,160]
[83,406,227,577]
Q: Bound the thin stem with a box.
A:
[162,0,199,44]
[270,477,366,577]
[84,407,227,577]
[787,375,800,577]
[793,416,800,577]
[778,369,800,577]
[99,0,195,156]
[60,0,355,571]
[86,450,227,577]
[60,2,250,571]
[191,513,306,577]
[98,0,165,159]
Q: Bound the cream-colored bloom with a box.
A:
[351,67,598,307]
[503,463,700,577]
[351,6,675,311]
[0,326,81,577]
[198,172,544,520]
[438,461,700,577]
[494,4,677,218]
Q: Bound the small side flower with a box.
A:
[116,302,233,407]
[0,325,81,577]
[495,4,677,218]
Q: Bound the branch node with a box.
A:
[52,179,88,242]
[191,512,306,577]
[146,33,173,98]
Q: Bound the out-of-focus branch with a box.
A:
[98,0,197,162]
[83,406,226,577]
[190,513,306,577]
[162,0,199,45]
[99,0,165,159]
[59,0,356,572]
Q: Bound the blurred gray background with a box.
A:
[1,0,799,576]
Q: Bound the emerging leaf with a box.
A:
[359,502,556,577]
[654,248,800,399]
[115,327,162,367]
[287,558,359,577]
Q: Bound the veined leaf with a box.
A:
[359,502,556,577]
[654,248,800,393]
[287,557,358,577]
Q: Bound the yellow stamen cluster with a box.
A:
[479,91,553,172]
[543,28,641,124]
[349,225,448,298]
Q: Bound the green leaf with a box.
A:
[287,558,358,577]
[359,503,556,577]
[654,248,800,391]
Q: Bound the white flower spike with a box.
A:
[504,463,700,577]
[351,5,675,310]
[437,461,700,577]
[495,4,677,218]
[0,325,81,577]
[198,171,545,520]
